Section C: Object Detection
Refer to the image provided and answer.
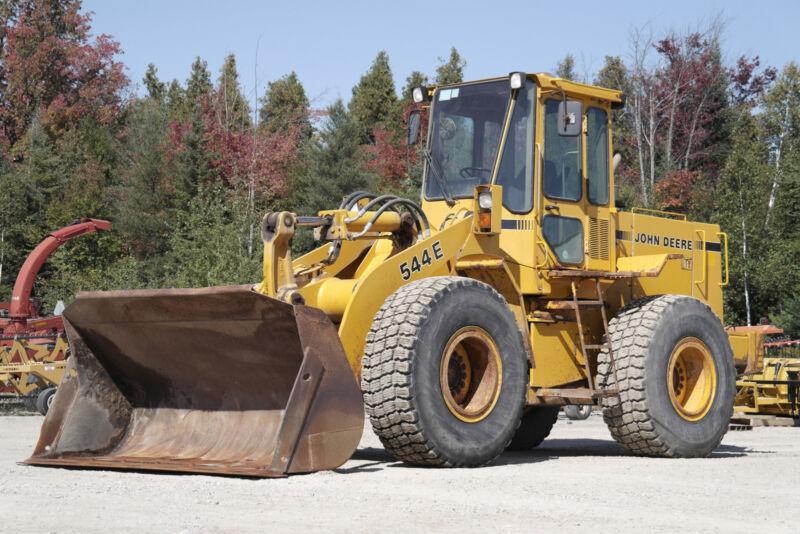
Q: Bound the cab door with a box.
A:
[538,97,613,271]
[539,97,586,269]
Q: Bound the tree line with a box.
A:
[0,2,798,335]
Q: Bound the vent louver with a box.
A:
[588,218,609,260]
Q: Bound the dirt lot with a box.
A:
[1,412,798,533]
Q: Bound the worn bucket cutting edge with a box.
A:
[24,285,364,477]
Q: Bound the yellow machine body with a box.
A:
[282,74,729,401]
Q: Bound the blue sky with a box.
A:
[83,0,798,110]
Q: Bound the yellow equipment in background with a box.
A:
[0,338,68,397]
[29,72,738,477]
[731,326,800,419]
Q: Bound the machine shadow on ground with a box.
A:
[341,438,761,474]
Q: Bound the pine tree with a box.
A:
[349,51,399,142]
[174,107,212,207]
[115,98,173,258]
[215,54,251,130]
[186,57,212,108]
[595,56,627,91]
[291,100,375,251]
[164,184,260,287]
[143,63,165,101]
[259,71,311,139]
[555,54,576,80]
[435,48,465,86]
[402,71,429,102]
[166,79,186,120]
[595,55,637,205]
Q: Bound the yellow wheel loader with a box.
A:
[27,72,735,477]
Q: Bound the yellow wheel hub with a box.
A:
[439,326,502,423]
[667,337,717,422]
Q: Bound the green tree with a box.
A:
[291,100,376,251]
[349,51,399,142]
[259,71,311,139]
[715,113,772,326]
[759,63,800,329]
[164,184,260,287]
[143,63,165,101]
[594,55,628,91]
[114,98,173,258]
[595,55,637,205]
[0,160,40,298]
[761,62,800,230]
[555,53,576,80]
[186,57,212,107]
[166,79,186,120]
[435,47,466,85]
[215,53,251,130]
[173,108,213,206]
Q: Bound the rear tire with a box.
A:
[35,387,57,416]
[362,276,528,467]
[564,404,592,421]
[506,406,559,450]
[597,295,735,458]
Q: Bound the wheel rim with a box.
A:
[439,326,502,423]
[667,337,717,422]
[46,391,55,410]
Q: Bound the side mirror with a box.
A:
[557,100,582,137]
[407,110,422,146]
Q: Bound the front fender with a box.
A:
[338,216,473,375]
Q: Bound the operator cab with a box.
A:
[410,73,623,276]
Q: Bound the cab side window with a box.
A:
[587,107,609,205]
[543,99,581,201]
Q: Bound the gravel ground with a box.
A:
[1,413,798,533]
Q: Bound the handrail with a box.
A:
[717,231,729,287]
[630,207,687,221]
[535,240,550,269]
[694,229,706,286]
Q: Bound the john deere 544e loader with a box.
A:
[27,72,734,476]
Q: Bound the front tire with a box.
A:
[597,295,735,458]
[361,276,528,467]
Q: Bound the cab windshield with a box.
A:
[424,80,510,200]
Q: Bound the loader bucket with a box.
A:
[25,285,364,477]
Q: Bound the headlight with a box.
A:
[478,191,493,210]
[412,86,427,103]
[509,72,525,90]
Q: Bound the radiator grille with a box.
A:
[588,218,609,260]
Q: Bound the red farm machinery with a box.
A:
[1,218,111,414]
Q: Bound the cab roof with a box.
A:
[430,72,624,106]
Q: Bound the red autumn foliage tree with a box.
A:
[729,55,777,107]
[363,104,425,188]
[0,0,127,158]
[363,127,408,185]
[165,90,303,204]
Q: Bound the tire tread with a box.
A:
[596,295,732,458]
[361,276,523,467]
